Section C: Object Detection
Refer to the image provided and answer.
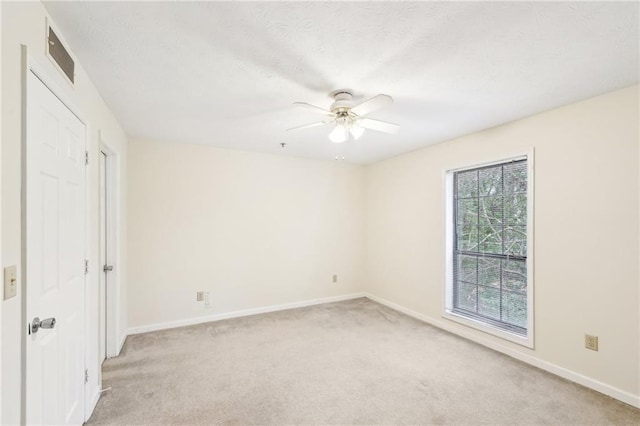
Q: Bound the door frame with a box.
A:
[21,46,93,423]
[99,133,120,360]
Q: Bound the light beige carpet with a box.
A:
[88,298,639,425]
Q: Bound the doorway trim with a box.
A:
[99,132,121,360]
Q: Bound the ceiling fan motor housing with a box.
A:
[330,90,355,114]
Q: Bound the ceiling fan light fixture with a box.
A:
[349,122,364,140]
[291,90,397,143]
[329,125,349,143]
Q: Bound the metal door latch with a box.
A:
[103,265,114,272]
[31,317,56,334]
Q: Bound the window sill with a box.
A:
[442,310,534,349]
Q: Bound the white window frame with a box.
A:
[444,150,535,348]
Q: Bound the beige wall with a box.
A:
[365,85,640,399]
[127,139,365,329]
[1,2,128,424]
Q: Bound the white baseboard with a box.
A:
[126,292,367,336]
[364,292,640,409]
[120,290,638,408]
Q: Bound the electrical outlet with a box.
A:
[332,274,338,283]
[585,334,599,351]
[204,291,211,308]
[196,291,204,302]
[4,265,17,300]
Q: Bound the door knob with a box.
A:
[31,317,56,334]
[103,265,114,272]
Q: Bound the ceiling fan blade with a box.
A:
[293,101,333,115]
[358,118,399,134]
[286,121,329,131]
[350,94,393,116]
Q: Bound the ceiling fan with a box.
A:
[288,90,399,143]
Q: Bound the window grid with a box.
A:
[452,159,527,335]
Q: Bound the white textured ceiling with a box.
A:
[44,1,639,164]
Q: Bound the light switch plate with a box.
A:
[4,265,17,300]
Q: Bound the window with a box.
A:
[445,155,532,345]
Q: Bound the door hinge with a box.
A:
[85,369,89,384]
[85,151,89,166]
[84,259,89,275]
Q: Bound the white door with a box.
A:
[26,70,86,425]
